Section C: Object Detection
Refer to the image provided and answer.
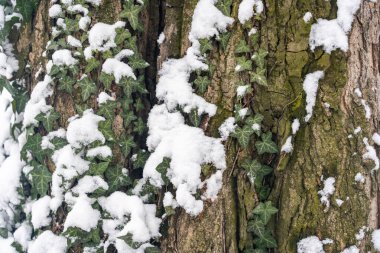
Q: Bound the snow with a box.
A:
[52,49,78,66]
[248,28,257,36]
[67,4,89,16]
[303,12,313,22]
[318,177,335,210]
[67,35,82,47]
[86,145,112,158]
[292,119,300,134]
[356,226,367,240]
[238,0,264,24]
[303,71,324,122]
[297,236,325,253]
[335,198,344,207]
[64,195,100,232]
[157,32,165,44]
[102,58,136,83]
[252,123,260,131]
[85,21,126,59]
[31,196,51,229]
[372,133,380,146]
[28,231,67,253]
[23,75,53,128]
[41,128,66,150]
[79,16,91,31]
[49,4,62,18]
[238,108,248,118]
[372,229,380,251]
[354,172,365,183]
[354,88,362,97]
[309,0,361,53]
[363,137,379,171]
[281,136,293,153]
[354,126,361,134]
[99,192,161,243]
[0,47,19,79]
[85,0,101,6]
[340,246,359,253]
[218,117,236,141]
[236,85,249,97]
[13,223,32,250]
[143,105,226,215]
[163,192,178,208]
[66,109,105,148]
[0,238,17,253]
[71,176,108,195]
[114,49,134,60]
[360,99,371,120]
[97,92,114,105]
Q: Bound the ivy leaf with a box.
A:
[133,118,146,135]
[58,76,75,94]
[99,72,114,90]
[236,57,252,72]
[216,0,232,16]
[199,38,213,55]
[123,111,137,127]
[156,158,170,185]
[189,109,201,127]
[115,28,131,45]
[87,162,109,176]
[231,125,254,149]
[218,33,231,51]
[50,137,68,150]
[254,231,277,248]
[22,134,44,162]
[36,111,60,132]
[85,58,101,73]
[235,39,251,54]
[119,77,138,96]
[105,166,132,192]
[133,150,149,169]
[128,54,149,69]
[120,137,136,157]
[194,75,210,93]
[98,101,117,120]
[12,91,29,113]
[78,76,97,101]
[118,233,142,249]
[252,201,278,224]
[120,3,143,30]
[247,219,266,238]
[145,247,162,253]
[49,65,62,77]
[255,132,278,155]
[65,17,79,32]
[135,98,144,111]
[30,164,52,198]
[15,0,39,22]
[250,68,267,86]
[252,49,268,69]
[246,114,264,125]
[99,120,114,141]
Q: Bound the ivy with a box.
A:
[236,57,253,72]
[105,166,132,192]
[235,39,251,54]
[255,132,279,155]
[36,111,60,132]
[85,58,101,73]
[120,2,143,31]
[78,76,97,101]
[250,68,267,87]
[231,125,254,149]
[58,75,75,93]
[194,75,210,93]
[252,201,278,224]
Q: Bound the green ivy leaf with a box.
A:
[199,38,213,55]
[99,120,114,141]
[118,233,142,249]
[120,137,136,157]
[50,137,68,150]
[250,68,267,86]
[85,58,101,73]
[241,158,272,184]
[135,98,145,111]
[133,150,149,169]
[15,0,39,22]
[22,134,44,162]
[156,158,170,185]
[30,164,52,198]
[123,111,137,127]
[252,49,268,69]
[87,162,109,176]
[36,111,60,132]
[252,201,278,224]
[231,125,254,149]
[218,32,231,51]
[247,219,266,237]
[145,246,162,253]
[254,232,277,248]
[105,166,132,192]
[99,73,114,90]
[98,101,117,120]
[189,109,201,127]
[235,40,251,54]
[194,75,210,93]
[246,114,264,125]
[115,28,131,45]
[133,118,145,135]
[216,0,232,16]
[78,76,97,101]
[120,3,143,30]
[12,91,29,113]
[255,132,278,155]
[128,54,149,69]
[236,57,252,72]
[58,76,75,94]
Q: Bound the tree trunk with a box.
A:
[2,0,380,253]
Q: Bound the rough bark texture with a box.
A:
[13,0,380,252]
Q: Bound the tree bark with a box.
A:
[9,0,380,252]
